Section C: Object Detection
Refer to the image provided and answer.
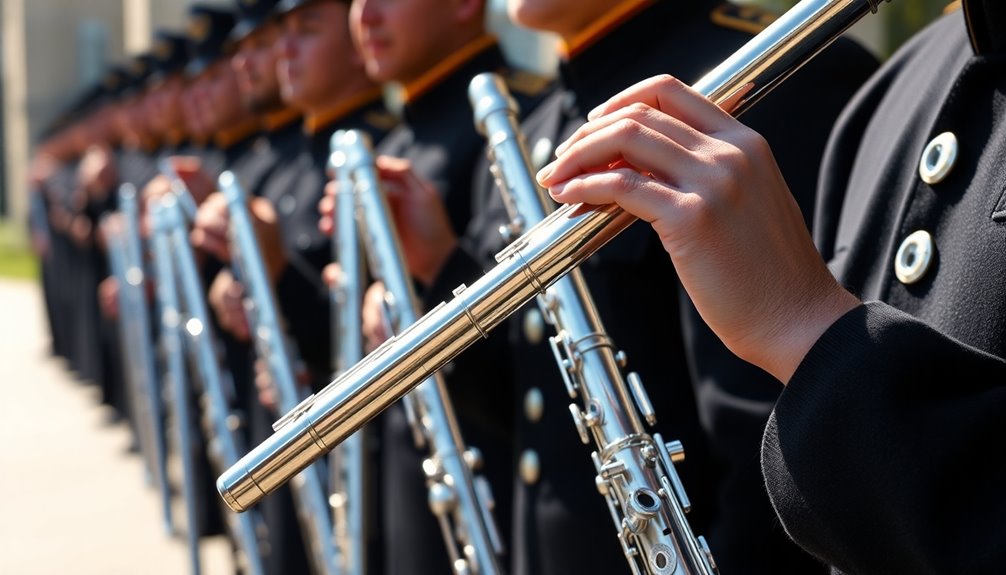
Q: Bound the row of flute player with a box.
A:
[26,0,1004,573]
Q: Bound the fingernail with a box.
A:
[554,139,571,156]
[548,180,568,200]
[536,162,555,184]
[587,105,605,121]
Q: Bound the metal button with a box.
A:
[519,449,540,485]
[530,137,553,172]
[296,233,312,251]
[523,309,545,345]
[918,131,958,185]
[894,230,935,284]
[523,387,544,423]
[278,194,297,216]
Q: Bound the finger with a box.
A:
[318,193,335,217]
[554,101,704,159]
[547,167,685,226]
[586,74,735,133]
[539,118,691,188]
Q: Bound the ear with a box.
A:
[453,0,484,24]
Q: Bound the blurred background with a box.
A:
[0,0,958,269]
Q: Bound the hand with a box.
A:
[374,156,458,287]
[208,270,250,341]
[78,145,117,200]
[98,276,120,319]
[191,191,231,261]
[538,75,860,383]
[249,197,287,281]
[317,179,337,237]
[361,281,391,354]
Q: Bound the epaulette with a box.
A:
[503,69,553,97]
[711,2,779,35]
[943,1,961,14]
[364,110,399,132]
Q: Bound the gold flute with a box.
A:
[217,0,893,547]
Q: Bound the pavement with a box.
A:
[0,279,233,575]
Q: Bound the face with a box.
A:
[145,75,185,137]
[232,23,283,113]
[350,0,472,84]
[507,0,617,41]
[194,60,245,131]
[180,80,207,140]
[276,1,364,110]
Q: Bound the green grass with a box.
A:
[0,220,38,280]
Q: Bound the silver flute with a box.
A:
[332,130,504,575]
[328,137,369,575]
[469,71,715,575]
[149,199,204,575]
[219,172,341,575]
[104,184,173,538]
[159,194,269,575]
[218,0,892,530]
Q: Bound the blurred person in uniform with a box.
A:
[537,1,1006,572]
[318,0,553,572]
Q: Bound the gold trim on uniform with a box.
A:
[710,2,779,35]
[304,86,386,135]
[263,106,303,133]
[163,128,187,149]
[402,35,498,103]
[214,117,262,150]
[944,1,962,14]
[560,0,654,59]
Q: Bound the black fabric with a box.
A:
[764,9,1006,573]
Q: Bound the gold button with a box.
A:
[894,230,935,284]
[523,309,545,345]
[519,449,540,485]
[919,132,958,185]
[524,387,544,423]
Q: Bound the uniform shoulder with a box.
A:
[710,1,780,36]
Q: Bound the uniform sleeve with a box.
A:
[762,301,1006,575]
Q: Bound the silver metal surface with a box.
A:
[149,201,203,575]
[336,130,502,574]
[218,0,894,548]
[104,185,173,538]
[327,134,370,575]
[469,71,716,574]
[158,194,269,575]
[219,173,340,575]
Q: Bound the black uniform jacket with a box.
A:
[762,4,1006,574]
[262,92,394,381]
[437,1,878,573]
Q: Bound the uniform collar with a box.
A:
[304,86,385,135]
[560,0,655,59]
[402,35,499,103]
[402,39,506,128]
[263,106,303,133]
[963,0,1006,55]
[214,117,262,150]
[559,0,713,109]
